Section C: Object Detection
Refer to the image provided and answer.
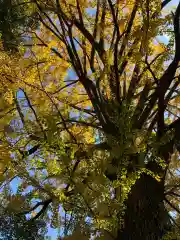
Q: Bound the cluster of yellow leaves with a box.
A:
[70,125,95,143]
[0,0,176,238]
[153,40,167,54]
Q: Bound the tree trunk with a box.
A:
[117,173,171,240]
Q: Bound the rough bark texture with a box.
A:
[117,173,171,240]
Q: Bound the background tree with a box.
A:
[0,206,46,240]
[0,0,38,52]
[0,0,180,239]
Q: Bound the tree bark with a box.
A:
[117,173,171,240]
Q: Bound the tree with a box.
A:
[0,207,46,240]
[0,0,180,239]
[0,0,38,52]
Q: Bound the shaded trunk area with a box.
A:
[117,173,171,240]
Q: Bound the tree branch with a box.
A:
[165,197,180,215]
[57,119,102,130]
[161,0,173,9]
[118,0,138,58]
[21,199,52,220]
[21,89,47,141]
[19,144,40,157]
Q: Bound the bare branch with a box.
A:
[165,197,180,215]
[166,191,180,198]
[57,119,102,130]
[90,0,100,72]
[21,199,52,220]
[21,89,47,140]
[119,0,138,57]
[52,80,79,94]
[14,94,25,126]
[161,0,173,9]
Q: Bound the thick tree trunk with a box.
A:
[117,173,171,240]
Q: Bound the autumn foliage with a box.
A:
[0,0,180,239]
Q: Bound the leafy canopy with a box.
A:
[0,0,180,239]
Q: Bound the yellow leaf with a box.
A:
[0,162,5,174]
[154,43,165,54]
[118,19,126,33]
[4,90,13,104]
